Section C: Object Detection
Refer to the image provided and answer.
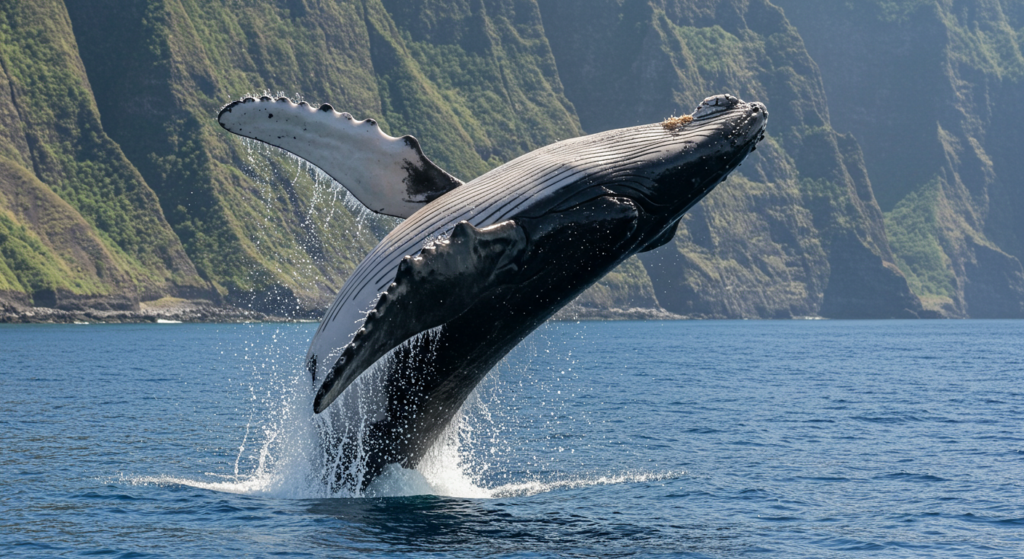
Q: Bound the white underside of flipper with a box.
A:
[218,96,462,218]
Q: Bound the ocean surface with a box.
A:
[1,319,1022,557]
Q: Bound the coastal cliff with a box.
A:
[1,0,1021,320]
[540,0,922,318]
[62,0,580,315]
[0,0,209,314]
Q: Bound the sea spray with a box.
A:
[129,322,682,500]
[233,135,376,315]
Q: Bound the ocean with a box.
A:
[1,319,1022,557]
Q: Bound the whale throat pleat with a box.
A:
[217,97,462,218]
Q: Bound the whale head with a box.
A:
[654,94,766,212]
[494,94,767,254]
[590,94,767,224]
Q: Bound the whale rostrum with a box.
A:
[218,93,768,488]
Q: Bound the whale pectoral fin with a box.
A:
[639,218,680,252]
[313,220,528,413]
[218,96,462,218]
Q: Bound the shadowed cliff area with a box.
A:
[1,0,1020,320]
[776,0,1024,317]
[539,0,923,318]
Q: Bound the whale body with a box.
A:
[218,94,767,489]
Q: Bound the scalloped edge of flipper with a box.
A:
[313,220,527,413]
[218,96,462,218]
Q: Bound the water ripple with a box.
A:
[2,320,1023,557]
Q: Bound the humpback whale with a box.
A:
[218,93,767,489]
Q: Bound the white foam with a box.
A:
[487,470,684,498]
[125,392,682,500]
[127,467,683,500]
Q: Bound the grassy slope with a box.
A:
[538,0,921,318]
[0,157,128,300]
[778,0,1024,317]
[0,0,206,307]
[380,0,582,169]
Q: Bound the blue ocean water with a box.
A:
[1,320,1022,557]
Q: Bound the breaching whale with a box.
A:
[218,93,767,489]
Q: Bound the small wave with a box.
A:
[852,414,928,424]
[126,474,279,496]
[878,471,949,483]
[123,468,684,501]
[486,470,685,498]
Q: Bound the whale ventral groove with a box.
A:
[218,93,768,489]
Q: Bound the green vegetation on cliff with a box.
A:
[539,0,920,318]
[0,210,63,294]
[64,0,582,312]
[884,178,959,310]
[0,0,206,308]
[67,0,384,306]
[1,0,1019,319]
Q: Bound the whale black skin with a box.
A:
[217,91,767,490]
[295,94,768,490]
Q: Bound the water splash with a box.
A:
[120,323,678,500]
[117,308,672,501]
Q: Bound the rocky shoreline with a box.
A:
[0,297,692,325]
[552,304,685,321]
[4,297,943,325]
[0,297,301,324]
[2,299,877,324]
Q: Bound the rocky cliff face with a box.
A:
[1,0,1020,319]
[0,0,208,311]
[539,0,923,318]
[777,0,1024,317]
[66,0,386,313]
